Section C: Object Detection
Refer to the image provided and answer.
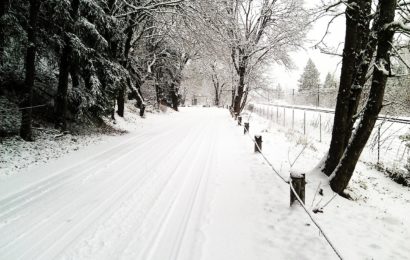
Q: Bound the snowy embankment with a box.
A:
[0,104,162,179]
[242,110,410,259]
[0,107,409,259]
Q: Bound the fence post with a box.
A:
[276,107,279,123]
[271,107,273,121]
[244,122,249,134]
[377,126,381,167]
[292,109,295,129]
[283,107,286,126]
[238,116,242,125]
[235,112,238,120]
[319,113,322,142]
[290,171,306,206]
[254,135,262,153]
[303,111,306,135]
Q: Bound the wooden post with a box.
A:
[283,107,286,126]
[290,171,306,206]
[319,113,322,142]
[234,113,238,120]
[244,122,249,134]
[238,116,242,125]
[254,135,262,153]
[303,111,306,135]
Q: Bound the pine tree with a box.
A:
[323,72,337,88]
[298,58,320,92]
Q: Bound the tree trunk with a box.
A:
[0,0,10,66]
[330,0,397,194]
[234,63,246,113]
[322,0,366,176]
[344,1,377,148]
[117,86,125,117]
[70,66,80,88]
[54,0,79,130]
[55,43,70,130]
[233,48,247,114]
[170,83,179,111]
[20,0,40,141]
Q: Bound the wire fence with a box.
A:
[252,103,410,174]
[233,111,344,260]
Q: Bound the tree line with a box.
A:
[0,0,192,141]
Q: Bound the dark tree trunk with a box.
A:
[234,50,247,114]
[20,0,40,141]
[70,66,80,88]
[0,0,10,66]
[344,1,378,148]
[117,86,125,117]
[55,43,70,130]
[322,0,368,176]
[330,0,397,194]
[170,83,179,111]
[54,0,79,130]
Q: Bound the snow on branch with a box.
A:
[384,20,410,31]
[116,0,185,18]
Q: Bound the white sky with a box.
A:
[267,1,346,90]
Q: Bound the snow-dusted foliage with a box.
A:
[298,58,321,92]
[0,0,191,136]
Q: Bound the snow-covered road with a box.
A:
[0,108,336,260]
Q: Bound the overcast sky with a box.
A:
[267,1,346,90]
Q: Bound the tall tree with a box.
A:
[20,0,41,141]
[330,0,398,193]
[323,72,337,88]
[322,0,372,177]
[298,58,320,92]
[215,0,308,113]
[55,0,80,130]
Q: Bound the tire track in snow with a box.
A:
[0,123,178,218]
[0,120,191,258]
[58,118,210,259]
[138,119,219,260]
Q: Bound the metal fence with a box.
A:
[252,103,410,173]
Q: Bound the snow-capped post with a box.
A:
[238,116,242,125]
[254,135,262,153]
[244,122,249,134]
[290,170,306,206]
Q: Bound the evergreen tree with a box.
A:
[298,58,320,92]
[323,72,337,88]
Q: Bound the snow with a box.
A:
[0,107,409,259]
[245,111,410,259]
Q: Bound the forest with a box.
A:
[1,0,410,196]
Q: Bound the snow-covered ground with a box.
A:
[0,107,409,259]
[243,110,410,259]
[0,104,163,179]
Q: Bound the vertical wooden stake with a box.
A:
[319,113,322,142]
[303,111,306,135]
[290,171,306,206]
[254,135,262,153]
[238,116,242,125]
[244,122,249,134]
